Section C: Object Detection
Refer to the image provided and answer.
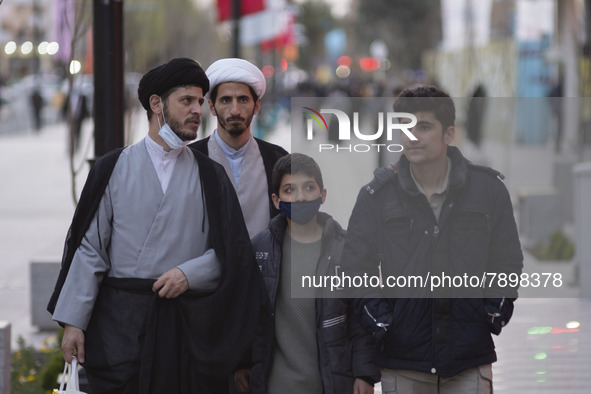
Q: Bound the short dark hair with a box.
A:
[272,153,324,196]
[209,84,259,104]
[393,85,455,130]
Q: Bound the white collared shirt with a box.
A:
[214,130,251,186]
[144,135,183,193]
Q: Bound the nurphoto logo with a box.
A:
[303,107,418,153]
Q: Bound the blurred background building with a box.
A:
[0,0,58,80]
[2,1,589,118]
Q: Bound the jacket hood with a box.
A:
[397,145,468,195]
[365,146,471,197]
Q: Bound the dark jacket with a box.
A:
[249,213,380,394]
[48,145,270,392]
[190,135,288,218]
[342,146,523,377]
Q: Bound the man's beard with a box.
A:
[163,107,198,141]
[217,108,255,137]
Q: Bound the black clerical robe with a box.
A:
[48,146,269,393]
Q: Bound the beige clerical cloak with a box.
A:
[207,135,270,237]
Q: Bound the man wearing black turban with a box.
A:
[137,57,209,114]
[48,58,269,393]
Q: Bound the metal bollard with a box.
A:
[0,322,10,394]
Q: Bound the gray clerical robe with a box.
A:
[208,134,270,238]
[53,139,220,330]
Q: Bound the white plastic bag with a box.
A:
[53,356,87,394]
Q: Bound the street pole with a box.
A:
[232,0,240,57]
[92,0,124,161]
[32,0,41,76]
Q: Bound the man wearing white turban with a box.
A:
[190,58,288,239]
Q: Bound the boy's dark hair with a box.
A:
[272,153,324,196]
[209,84,259,105]
[393,85,456,131]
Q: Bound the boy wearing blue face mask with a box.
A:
[239,153,380,394]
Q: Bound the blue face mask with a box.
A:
[279,197,322,225]
[157,98,186,150]
[158,122,185,150]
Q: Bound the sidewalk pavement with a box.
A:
[493,297,591,393]
[1,119,590,393]
[0,121,80,349]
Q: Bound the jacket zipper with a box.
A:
[364,304,378,323]
[364,305,389,329]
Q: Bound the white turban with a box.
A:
[206,58,266,100]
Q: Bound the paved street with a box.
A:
[0,121,80,348]
[1,117,590,393]
[493,298,591,393]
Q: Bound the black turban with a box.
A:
[137,57,210,110]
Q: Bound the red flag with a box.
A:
[217,0,266,22]
[260,11,294,52]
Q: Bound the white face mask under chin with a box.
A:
[157,104,186,150]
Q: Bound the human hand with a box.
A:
[353,378,374,394]
[153,267,189,298]
[484,300,506,335]
[62,324,85,363]
[234,368,251,392]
